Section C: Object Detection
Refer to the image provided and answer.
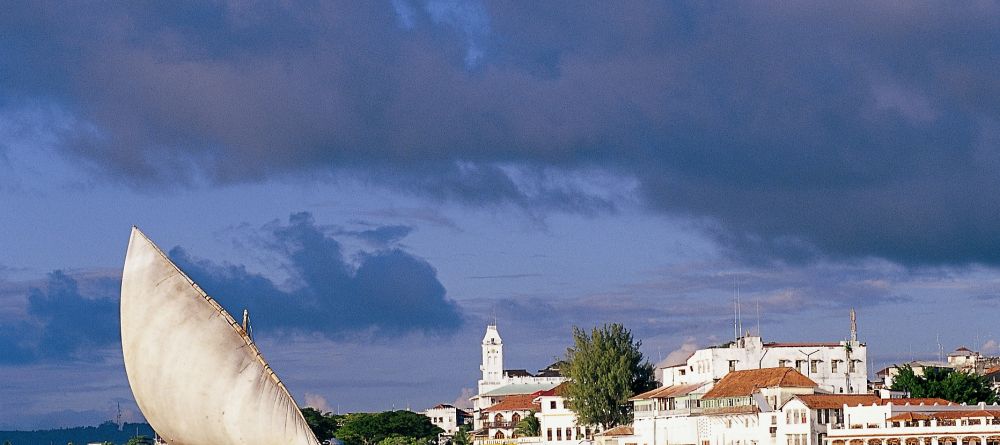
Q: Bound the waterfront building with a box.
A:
[823,399,1000,445]
[658,311,867,395]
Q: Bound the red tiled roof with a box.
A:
[875,398,954,406]
[535,382,569,398]
[596,426,633,437]
[630,383,706,401]
[886,412,932,422]
[483,394,539,413]
[930,410,1000,419]
[986,366,1000,376]
[702,368,817,399]
[793,394,880,409]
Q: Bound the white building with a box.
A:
[424,404,472,434]
[823,399,1000,445]
[472,323,566,441]
[658,311,867,395]
[534,383,599,445]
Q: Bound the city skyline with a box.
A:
[2,1,1000,430]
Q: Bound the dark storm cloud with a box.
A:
[170,212,464,338]
[340,224,414,247]
[0,271,119,364]
[6,2,1000,265]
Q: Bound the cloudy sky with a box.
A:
[3,0,1000,430]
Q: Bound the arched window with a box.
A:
[963,437,982,445]
[495,431,505,439]
[512,413,521,424]
[494,413,505,424]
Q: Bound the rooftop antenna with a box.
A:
[937,333,943,362]
[737,275,743,341]
[733,276,739,343]
[117,402,122,431]
[850,308,857,343]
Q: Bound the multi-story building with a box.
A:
[626,366,971,445]
[823,399,1000,445]
[658,310,867,395]
[482,394,538,440]
[534,383,599,445]
[472,323,566,444]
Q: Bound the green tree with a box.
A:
[451,424,471,445]
[336,411,442,445]
[562,323,656,430]
[514,412,540,437]
[125,436,152,445]
[891,365,998,404]
[378,436,427,445]
[302,407,341,443]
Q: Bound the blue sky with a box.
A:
[3,0,1000,430]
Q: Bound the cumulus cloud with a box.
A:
[303,393,333,412]
[171,212,464,339]
[450,387,475,410]
[5,2,1000,265]
[0,271,119,365]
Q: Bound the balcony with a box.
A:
[476,437,542,445]
[481,421,518,429]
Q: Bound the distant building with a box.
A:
[878,346,1000,392]
[472,322,566,436]
[877,361,952,391]
[424,404,472,434]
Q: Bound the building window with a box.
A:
[566,428,572,440]
[849,360,857,373]
[557,429,562,441]
[810,360,820,374]
[550,401,557,410]
[831,360,841,373]
[495,431,505,439]
[494,413,505,424]
[779,359,789,367]
[729,360,738,372]
[795,360,805,372]
[512,413,521,424]
[547,429,553,441]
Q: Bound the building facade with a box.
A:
[424,404,472,434]
[658,311,867,395]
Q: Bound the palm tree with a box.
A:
[514,412,540,437]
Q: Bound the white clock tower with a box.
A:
[479,322,504,393]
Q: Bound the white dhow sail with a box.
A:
[121,227,319,445]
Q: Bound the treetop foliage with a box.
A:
[563,323,656,430]
[891,365,998,404]
[334,410,442,445]
[301,407,341,443]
